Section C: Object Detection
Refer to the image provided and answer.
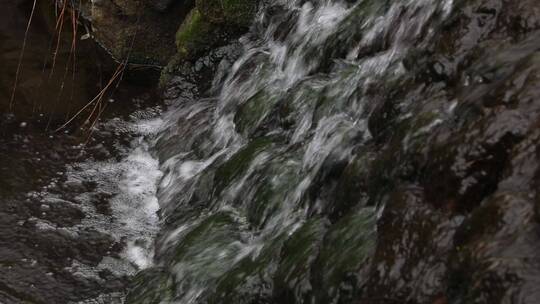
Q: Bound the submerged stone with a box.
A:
[311,208,376,304]
[273,218,329,303]
[125,268,175,304]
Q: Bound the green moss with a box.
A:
[245,156,301,227]
[215,137,274,192]
[167,6,248,83]
[196,0,258,27]
[312,208,377,303]
[234,90,280,137]
[208,231,289,304]
[125,268,175,304]
[171,212,241,264]
[176,9,216,58]
[274,218,328,302]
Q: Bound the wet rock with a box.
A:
[234,90,282,138]
[164,0,258,83]
[311,208,376,304]
[148,0,181,12]
[125,267,175,304]
[362,188,463,303]
[214,137,275,193]
[174,7,247,61]
[449,193,540,303]
[196,0,258,27]
[133,0,540,303]
[273,218,328,303]
[35,199,85,227]
[79,0,194,65]
[208,236,284,304]
[175,9,227,60]
[164,212,246,302]
[160,42,242,94]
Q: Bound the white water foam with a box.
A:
[30,113,167,303]
[117,143,163,269]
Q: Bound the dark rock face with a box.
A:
[349,1,540,302]
[76,0,258,69]
[79,0,195,65]
[196,0,258,27]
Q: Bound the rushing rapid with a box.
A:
[129,0,464,303]
[128,0,540,302]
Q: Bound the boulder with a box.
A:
[175,8,231,60]
[81,0,195,65]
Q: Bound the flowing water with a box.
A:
[130,0,465,302]
[2,0,540,303]
[0,1,165,302]
[129,0,540,303]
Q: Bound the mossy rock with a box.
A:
[208,233,288,304]
[167,2,253,84]
[311,208,377,303]
[327,152,375,219]
[86,0,192,65]
[274,218,329,303]
[175,7,246,60]
[234,90,281,137]
[125,268,175,304]
[161,212,248,302]
[170,212,242,265]
[196,0,258,27]
[244,156,302,228]
[214,137,274,192]
[176,9,220,59]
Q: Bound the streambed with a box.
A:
[0,1,164,302]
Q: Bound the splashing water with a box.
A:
[125,0,540,303]
[118,0,463,303]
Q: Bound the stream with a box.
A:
[1,0,164,302]
[2,0,540,303]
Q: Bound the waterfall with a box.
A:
[3,0,539,302]
[127,0,463,303]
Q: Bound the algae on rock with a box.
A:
[78,0,194,65]
[196,0,258,27]
[164,0,259,84]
